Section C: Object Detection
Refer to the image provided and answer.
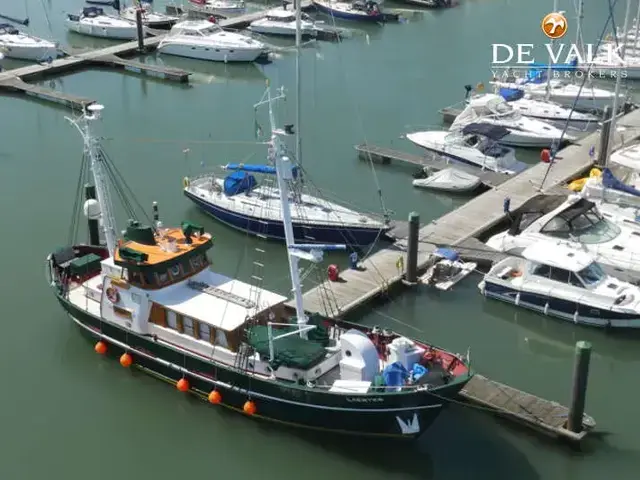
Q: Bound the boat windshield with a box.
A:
[480,98,520,120]
[540,202,621,243]
[577,262,606,287]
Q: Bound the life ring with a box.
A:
[183,177,190,188]
[106,287,120,304]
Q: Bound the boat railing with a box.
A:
[402,123,448,133]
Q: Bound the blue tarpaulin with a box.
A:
[602,168,640,197]
[223,171,256,196]
[524,58,579,84]
[435,247,459,261]
[499,88,524,102]
[382,362,409,388]
[225,163,299,178]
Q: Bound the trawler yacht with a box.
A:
[158,20,267,62]
[47,96,472,439]
[479,242,640,328]
[485,194,640,284]
[450,94,570,148]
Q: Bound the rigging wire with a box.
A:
[539,0,621,190]
[320,12,390,221]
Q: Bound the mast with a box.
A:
[295,0,301,170]
[68,104,119,257]
[632,0,640,54]
[256,84,346,337]
[575,0,584,55]
[605,0,632,165]
[545,0,559,102]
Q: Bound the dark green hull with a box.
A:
[56,292,470,438]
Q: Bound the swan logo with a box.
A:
[541,12,568,40]
[396,413,420,435]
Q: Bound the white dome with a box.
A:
[83,199,101,219]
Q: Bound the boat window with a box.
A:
[577,262,606,286]
[549,267,570,283]
[541,204,621,244]
[568,273,584,288]
[183,316,195,337]
[215,329,228,348]
[198,322,211,341]
[167,310,178,329]
[149,303,167,327]
[532,264,551,277]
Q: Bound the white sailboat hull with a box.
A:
[65,19,143,39]
[0,43,58,61]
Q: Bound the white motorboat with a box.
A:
[248,9,318,38]
[412,167,481,193]
[0,23,59,61]
[420,248,477,291]
[490,77,622,113]
[450,94,570,148]
[405,123,527,175]
[495,89,599,125]
[158,20,267,63]
[119,3,179,29]
[186,0,246,15]
[66,6,145,40]
[485,194,640,284]
[478,242,640,328]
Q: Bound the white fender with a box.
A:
[515,292,520,306]
[573,310,579,324]
[544,302,549,316]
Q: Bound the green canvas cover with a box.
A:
[247,326,327,370]
[119,247,148,263]
[69,254,102,276]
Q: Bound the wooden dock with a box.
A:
[459,374,595,441]
[288,107,640,318]
[355,143,509,188]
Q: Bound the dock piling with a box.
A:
[136,8,145,52]
[405,212,420,284]
[567,341,592,433]
[597,106,612,167]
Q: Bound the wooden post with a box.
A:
[405,212,419,284]
[135,8,145,53]
[597,106,612,167]
[567,340,592,433]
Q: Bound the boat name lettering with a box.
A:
[346,397,384,403]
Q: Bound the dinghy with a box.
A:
[420,248,477,291]
[412,167,481,193]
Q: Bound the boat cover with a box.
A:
[225,163,300,178]
[246,325,327,370]
[223,171,256,196]
[498,88,524,102]
[0,24,19,34]
[83,6,105,16]
[524,58,578,84]
[602,167,640,197]
[434,247,459,261]
[461,123,510,140]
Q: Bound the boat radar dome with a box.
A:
[83,199,101,220]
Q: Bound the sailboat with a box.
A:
[183,0,390,246]
[47,96,472,438]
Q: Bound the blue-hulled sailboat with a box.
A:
[311,0,387,22]
[183,157,390,246]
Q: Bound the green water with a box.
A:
[1,0,639,479]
